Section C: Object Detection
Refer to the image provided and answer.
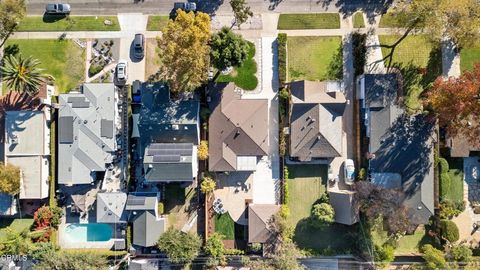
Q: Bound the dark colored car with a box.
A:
[174,2,197,12]
[45,3,71,14]
[133,34,145,59]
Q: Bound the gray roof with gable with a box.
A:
[290,81,346,161]
[125,192,159,211]
[58,83,116,185]
[96,192,127,223]
[364,73,435,225]
[133,210,166,247]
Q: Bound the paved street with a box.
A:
[26,0,393,15]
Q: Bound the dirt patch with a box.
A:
[145,38,161,80]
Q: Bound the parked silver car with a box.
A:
[116,60,128,82]
[45,3,71,14]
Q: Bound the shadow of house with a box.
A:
[137,82,200,184]
[358,73,436,225]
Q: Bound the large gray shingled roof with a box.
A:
[58,83,116,185]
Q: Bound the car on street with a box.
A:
[173,2,197,12]
[344,159,355,185]
[133,34,145,59]
[45,3,71,14]
[116,60,128,83]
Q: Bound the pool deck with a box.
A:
[59,223,126,249]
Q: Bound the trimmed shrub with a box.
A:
[374,244,395,268]
[422,244,448,270]
[440,172,451,200]
[157,202,164,215]
[279,87,290,100]
[439,200,464,219]
[279,131,286,157]
[279,204,290,218]
[198,140,209,160]
[310,203,335,226]
[277,33,287,86]
[439,219,459,242]
[224,248,244,255]
[439,158,449,173]
[88,63,103,77]
[358,168,366,181]
[450,245,472,262]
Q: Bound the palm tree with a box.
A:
[1,54,49,96]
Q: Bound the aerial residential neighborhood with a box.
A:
[1,0,480,269]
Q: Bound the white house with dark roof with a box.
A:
[58,83,118,186]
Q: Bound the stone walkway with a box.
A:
[441,39,461,78]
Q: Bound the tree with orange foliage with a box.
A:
[425,64,480,144]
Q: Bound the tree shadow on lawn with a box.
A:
[293,218,357,254]
[42,14,67,23]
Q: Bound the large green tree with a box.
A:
[1,54,49,96]
[230,0,253,28]
[157,10,210,94]
[210,27,250,76]
[0,163,20,195]
[0,0,25,48]
[310,203,334,226]
[390,0,480,50]
[157,228,202,265]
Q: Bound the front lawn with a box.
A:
[4,39,85,93]
[460,42,480,73]
[146,16,170,31]
[217,41,258,90]
[379,35,439,68]
[278,13,340,29]
[0,219,34,241]
[215,213,235,240]
[441,157,464,203]
[287,36,342,81]
[18,16,120,31]
[353,12,365,28]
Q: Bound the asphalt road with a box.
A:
[26,0,393,15]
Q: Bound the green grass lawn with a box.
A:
[379,12,403,28]
[460,42,480,73]
[371,221,435,254]
[353,12,365,28]
[441,158,464,203]
[215,213,235,240]
[18,16,120,31]
[146,16,170,31]
[287,36,342,81]
[379,35,438,68]
[217,41,258,90]
[278,13,340,29]
[285,164,352,253]
[4,39,85,93]
[0,219,34,241]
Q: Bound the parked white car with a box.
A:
[344,159,355,185]
[116,60,128,83]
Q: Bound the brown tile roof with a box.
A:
[208,83,268,171]
[248,204,280,243]
[289,81,346,161]
[447,133,480,157]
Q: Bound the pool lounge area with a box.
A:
[59,223,125,249]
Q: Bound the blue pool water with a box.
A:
[64,223,112,243]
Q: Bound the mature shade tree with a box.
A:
[0,0,26,48]
[157,10,210,94]
[390,0,480,50]
[1,54,49,96]
[157,228,202,265]
[230,0,253,28]
[425,64,480,144]
[33,251,108,270]
[310,203,334,226]
[0,163,20,195]
[210,27,250,76]
[422,244,448,270]
[355,181,411,234]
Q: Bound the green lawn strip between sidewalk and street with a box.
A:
[278,13,340,30]
[460,42,480,73]
[353,12,365,28]
[18,16,120,32]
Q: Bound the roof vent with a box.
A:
[311,118,316,122]
[148,164,153,169]
[417,205,422,210]
[172,124,179,130]
[84,120,88,124]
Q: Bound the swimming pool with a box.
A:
[64,223,112,243]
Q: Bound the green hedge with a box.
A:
[439,158,449,173]
[49,108,57,207]
[278,33,287,86]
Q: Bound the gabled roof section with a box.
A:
[58,83,116,185]
[143,143,196,182]
[248,204,280,243]
[96,192,127,223]
[132,210,166,247]
[126,192,159,211]
[209,83,269,171]
[290,81,346,161]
